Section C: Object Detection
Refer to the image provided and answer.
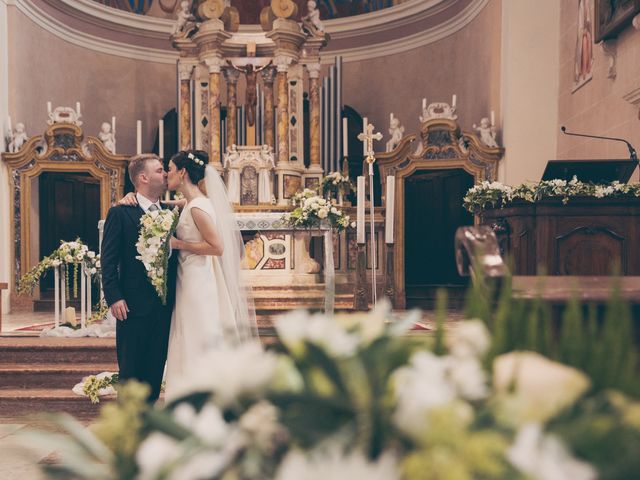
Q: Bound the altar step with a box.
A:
[406,285,468,310]
[0,338,117,422]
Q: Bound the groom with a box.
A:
[101,154,177,402]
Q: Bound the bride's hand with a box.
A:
[170,236,181,249]
[162,198,187,209]
[117,192,138,206]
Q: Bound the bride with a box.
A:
[163,149,256,399]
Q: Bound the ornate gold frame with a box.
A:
[376,118,504,308]
[1,123,128,287]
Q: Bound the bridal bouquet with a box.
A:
[135,208,179,305]
[284,188,350,231]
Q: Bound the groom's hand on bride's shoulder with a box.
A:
[110,299,129,321]
[116,192,138,207]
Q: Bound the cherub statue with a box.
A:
[385,115,404,152]
[8,122,28,153]
[224,144,241,204]
[98,122,116,154]
[172,0,195,37]
[260,144,275,167]
[301,0,325,35]
[472,117,499,148]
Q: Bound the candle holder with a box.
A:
[353,242,368,311]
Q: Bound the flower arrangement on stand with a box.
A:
[283,188,350,231]
[321,172,354,205]
[463,177,640,213]
[135,208,179,305]
[18,287,640,480]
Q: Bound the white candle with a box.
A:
[136,120,142,154]
[389,113,393,123]
[385,176,395,244]
[6,115,11,133]
[76,102,81,116]
[342,117,348,157]
[357,176,365,244]
[111,116,116,133]
[47,101,52,115]
[159,119,164,158]
[452,94,457,108]
[491,110,495,126]
[422,98,427,110]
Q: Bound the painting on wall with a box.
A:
[594,0,640,42]
[573,0,594,91]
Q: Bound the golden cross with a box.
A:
[357,123,383,164]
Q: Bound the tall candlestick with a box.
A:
[357,176,365,244]
[136,120,142,155]
[76,102,81,116]
[6,115,11,133]
[389,112,393,123]
[422,98,427,110]
[112,116,116,133]
[159,119,164,158]
[452,94,457,108]
[385,176,395,244]
[491,110,495,126]
[342,117,348,157]
[47,101,52,115]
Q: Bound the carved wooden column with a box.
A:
[276,63,289,165]
[178,62,194,150]
[205,57,224,166]
[224,68,239,148]
[260,67,276,149]
[307,62,321,168]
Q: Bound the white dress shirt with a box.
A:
[136,193,161,213]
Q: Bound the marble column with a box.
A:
[276,66,289,165]
[178,62,193,150]
[261,67,276,150]
[307,63,321,167]
[205,57,224,165]
[224,68,239,149]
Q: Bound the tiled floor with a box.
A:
[1,311,54,335]
[0,424,48,480]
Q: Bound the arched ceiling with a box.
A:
[93,0,407,21]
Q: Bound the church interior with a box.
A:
[2,0,640,478]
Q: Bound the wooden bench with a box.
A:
[0,282,7,332]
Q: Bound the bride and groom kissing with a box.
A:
[101,150,256,402]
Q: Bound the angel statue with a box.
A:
[472,117,499,148]
[227,61,272,127]
[385,115,404,152]
[172,1,195,37]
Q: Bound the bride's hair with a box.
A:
[170,150,209,184]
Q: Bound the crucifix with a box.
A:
[357,121,383,306]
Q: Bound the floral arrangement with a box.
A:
[135,208,179,305]
[72,372,119,404]
[18,239,101,299]
[283,188,351,231]
[19,293,640,480]
[321,171,354,197]
[463,177,640,213]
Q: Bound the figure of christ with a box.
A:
[227,60,272,127]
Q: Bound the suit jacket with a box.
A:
[101,205,177,317]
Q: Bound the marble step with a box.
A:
[0,388,114,421]
[0,363,117,390]
[0,338,117,365]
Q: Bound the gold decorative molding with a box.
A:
[1,122,128,286]
[375,117,504,308]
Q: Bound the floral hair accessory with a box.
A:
[188,152,205,166]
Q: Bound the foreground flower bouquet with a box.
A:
[16,297,640,480]
[135,208,179,305]
[284,188,350,231]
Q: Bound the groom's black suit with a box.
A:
[101,204,177,402]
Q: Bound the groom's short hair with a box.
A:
[128,154,160,187]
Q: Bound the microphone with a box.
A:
[561,126,638,162]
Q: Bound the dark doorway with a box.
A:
[38,172,101,298]
[404,169,474,307]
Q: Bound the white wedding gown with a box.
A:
[164,197,236,400]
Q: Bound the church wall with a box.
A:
[6,6,177,157]
[340,0,502,158]
[0,0,10,314]
[557,0,640,167]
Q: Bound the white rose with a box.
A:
[86,251,95,259]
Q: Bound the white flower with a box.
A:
[276,448,400,480]
[239,400,282,449]
[172,403,229,445]
[447,356,488,401]
[507,423,597,480]
[136,433,182,480]
[317,208,328,219]
[171,342,277,406]
[446,319,491,358]
[86,251,95,259]
[493,351,590,426]
[64,254,73,262]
